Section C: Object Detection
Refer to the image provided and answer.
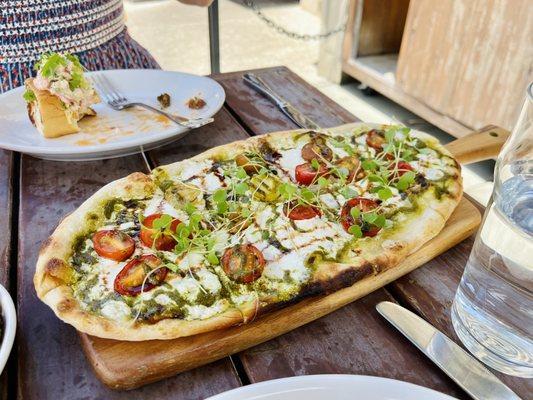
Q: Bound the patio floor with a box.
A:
[124,0,494,205]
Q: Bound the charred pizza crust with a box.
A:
[34,123,462,341]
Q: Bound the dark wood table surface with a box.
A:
[1,66,530,400]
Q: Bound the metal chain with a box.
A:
[242,0,346,41]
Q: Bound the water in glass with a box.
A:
[452,83,533,377]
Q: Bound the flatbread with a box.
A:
[34,123,462,341]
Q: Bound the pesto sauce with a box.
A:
[69,128,457,324]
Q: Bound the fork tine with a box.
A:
[90,74,113,103]
[98,73,126,103]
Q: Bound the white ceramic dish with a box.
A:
[207,374,458,400]
[0,284,16,374]
[0,69,225,161]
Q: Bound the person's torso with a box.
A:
[1,0,126,64]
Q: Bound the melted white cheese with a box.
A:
[179,159,213,180]
[242,225,262,244]
[278,146,305,181]
[264,251,310,283]
[253,240,283,261]
[330,144,349,158]
[204,173,223,192]
[233,293,256,305]
[154,294,174,306]
[211,229,230,253]
[118,221,135,230]
[102,259,125,291]
[255,206,275,229]
[101,300,131,321]
[319,193,339,209]
[275,216,350,250]
[425,168,445,181]
[293,216,323,231]
[143,195,188,220]
[196,268,222,294]
[177,252,205,272]
[186,299,227,320]
[170,276,201,302]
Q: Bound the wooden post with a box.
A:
[208,0,220,74]
[317,0,350,83]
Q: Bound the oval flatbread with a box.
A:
[34,123,462,341]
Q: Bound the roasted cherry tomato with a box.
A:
[365,129,386,151]
[340,197,381,237]
[295,162,329,186]
[235,153,261,175]
[389,161,414,177]
[221,244,265,284]
[335,156,363,181]
[114,255,168,296]
[285,203,321,220]
[92,230,135,261]
[301,137,333,162]
[140,213,181,251]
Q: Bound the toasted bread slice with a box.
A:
[25,79,96,138]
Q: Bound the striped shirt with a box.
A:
[0,0,160,93]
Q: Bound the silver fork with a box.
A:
[90,73,214,129]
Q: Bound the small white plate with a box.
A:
[207,375,458,400]
[0,284,16,374]
[0,69,225,161]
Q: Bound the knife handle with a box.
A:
[243,73,287,108]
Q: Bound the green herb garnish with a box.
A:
[23,89,36,103]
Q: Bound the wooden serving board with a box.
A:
[79,125,508,390]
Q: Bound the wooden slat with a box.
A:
[396,0,533,131]
[342,57,473,138]
[0,150,13,400]
[0,151,13,288]
[216,67,473,398]
[240,290,467,399]
[148,108,249,166]
[357,0,410,56]
[215,67,356,134]
[388,199,533,399]
[17,154,240,399]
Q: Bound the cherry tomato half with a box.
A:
[235,153,261,175]
[335,156,362,182]
[285,203,321,220]
[365,129,386,151]
[295,162,329,186]
[221,244,265,284]
[389,161,414,177]
[301,137,333,162]
[140,213,181,251]
[340,197,381,237]
[114,255,168,296]
[92,230,135,261]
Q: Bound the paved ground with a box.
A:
[125,0,493,204]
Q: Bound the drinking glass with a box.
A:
[451,82,533,377]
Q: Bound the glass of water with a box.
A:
[451,82,533,377]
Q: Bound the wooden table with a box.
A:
[1,67,530,399]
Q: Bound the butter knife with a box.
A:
[376,301,522,400]
[243,73,321,130]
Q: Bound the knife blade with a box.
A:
[243,73,321,130]
[376,301,522,400]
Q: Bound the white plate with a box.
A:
[0,284,16,374]
[0,69,225,161]
[207,375,458,400]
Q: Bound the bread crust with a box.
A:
[34,122,462,341]
[25,78,97,138]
